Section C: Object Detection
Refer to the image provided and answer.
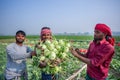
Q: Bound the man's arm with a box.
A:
[6,46,34,60]
[27,47,36,58]
[70,48,91,65]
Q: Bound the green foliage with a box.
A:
[0,35,120,80]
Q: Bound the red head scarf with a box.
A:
[95,24,112,36]
[40,28,52,41]
[95,23,115,46]
[41,29,52,35]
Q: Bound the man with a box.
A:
[35,27,52,68]
[70,24,115,80]
[4,30,36,80]
[35,27,59,80]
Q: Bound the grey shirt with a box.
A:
[5,43,32,75]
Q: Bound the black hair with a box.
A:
[41,27,50,30]
[105,35,112,41]
[16,30,26,36]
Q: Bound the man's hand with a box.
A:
[35,44,42,49]
[70,48,90,65]
[39,61,47,68]
[75,48,82,54]
[31,51,37,56]
[75,48,79,52]
[70,47,79,57]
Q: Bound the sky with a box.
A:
[0,0,120,35]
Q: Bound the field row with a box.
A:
[0,35,120,80]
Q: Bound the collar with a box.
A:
[99,39,106,45]
[93,39,107,45]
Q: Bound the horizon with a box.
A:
[0,31,120,36]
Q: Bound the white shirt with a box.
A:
[5,43,32,79]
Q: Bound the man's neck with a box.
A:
[96,40,100,44]
[95,38,106,44]
[16,42,23,46]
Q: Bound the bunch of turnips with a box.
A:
[32,39,71,74]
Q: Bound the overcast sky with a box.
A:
[0,0,120,35]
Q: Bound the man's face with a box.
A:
[15,33,25,43]
[94,30,105,41]
[41,33,51,41]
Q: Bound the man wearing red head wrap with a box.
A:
[95,23,115,46]
[70,23,115,80]
[35,27,52,68]
[34,27,58,80]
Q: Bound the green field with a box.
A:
[0,35,120,80]
[0,35,93,40]
[0,35,119,41]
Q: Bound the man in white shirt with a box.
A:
[4,30,36,80]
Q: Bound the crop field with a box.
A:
[0,35,120,80]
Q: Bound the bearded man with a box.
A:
[70,23,115,80]
[4,30,36,80]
